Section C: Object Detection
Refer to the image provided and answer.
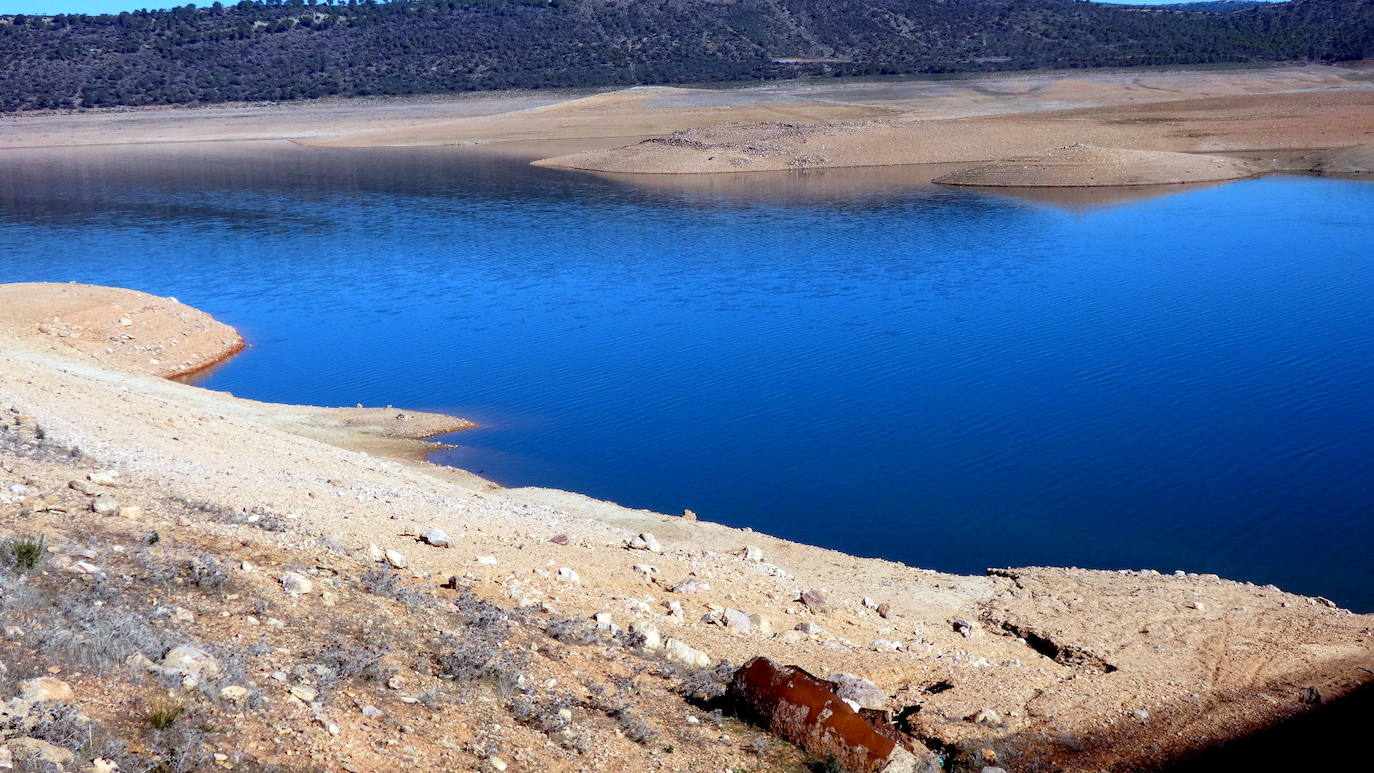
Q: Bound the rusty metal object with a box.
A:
[728,657,934,773]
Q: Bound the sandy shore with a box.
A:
[3,287,1371,770]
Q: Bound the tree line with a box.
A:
[0,0,1369,111]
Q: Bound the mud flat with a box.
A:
[2,282,1371,771]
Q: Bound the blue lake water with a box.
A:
[2,141,1372,609]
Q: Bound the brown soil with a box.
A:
[2,284,1371,772]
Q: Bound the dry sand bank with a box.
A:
[533,88,1374,183]
[2,283,1371,771]
[932,144,1264,188]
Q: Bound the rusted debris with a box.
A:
[727,657,936,773]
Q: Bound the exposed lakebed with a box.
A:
[3,141,1372,608]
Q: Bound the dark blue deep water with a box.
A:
[3,142,1372,609]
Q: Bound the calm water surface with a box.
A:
[3,142,1372,609]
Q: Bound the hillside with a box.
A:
[0,0,1371,111]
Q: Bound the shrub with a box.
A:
[7,534,47,572]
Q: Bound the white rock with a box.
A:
[162,646,220,681]
[557,567,580,584]
[628,532,663,553]
[362,705,383,718]
[723,609,753,634]
[630,620,662,650]
[87,470,119,486]
[486,757,508,772]
[280,572,314,595]
[663,638,711,668]
[827,673,886,710]
[384,549,407,569]
[742,546,763,562]
[421,529,453,548]
[365,543,385,562]
[91,497,120,515]
[476,555,499,566]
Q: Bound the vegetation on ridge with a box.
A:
[0,0,1371,111]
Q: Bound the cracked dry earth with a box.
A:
[1,283,1371,772]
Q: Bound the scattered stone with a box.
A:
[861,597,879,610]
[18,677,73,703]
[628,533,663,553]
[280,572,314,595]
[365,543,385,562]
[1315,596,1339,609]
[362,705,383,718]
[87,470,119,486]
[663,638,712,668]
[420,529,453,548]
[117,505,142,520]
[969,708,1003,727]
[290,685,319,704]
[486,757,508,772]
[1301,686,1324,705]
[795,621,824,636]
[1188,601,1205,611]
[682,509,697,521]
[953,620,975,638]
[68,479,99,496]
[384,549,407,569]
[549,534,570,545]
[557,567,581,584]
[876,602,892,619]
[742,546,763,562]
[632,563,658,582]
[826,673,886,710]
[671,578,709,594]
[476,555,499,566]
[91,497,120,515]
[800,589,830,613]
[162,645,220,682]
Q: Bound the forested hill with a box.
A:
[0,0,1370,111]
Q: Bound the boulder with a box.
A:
[18,677,73,703]
[421,529,453,548]
[280,572,314,595]
[628,533,663,553]
[162,645,220,681]
[663,638,712,669]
